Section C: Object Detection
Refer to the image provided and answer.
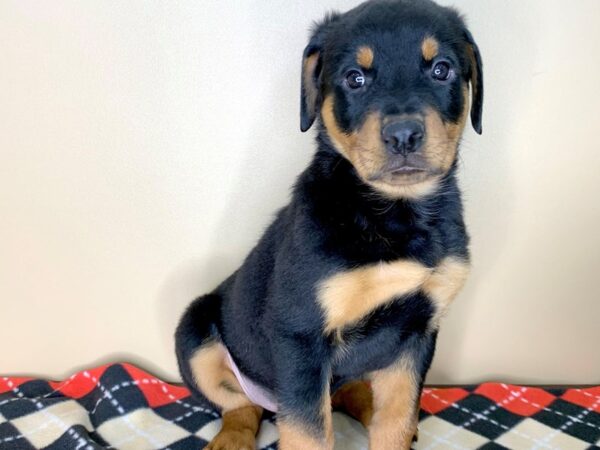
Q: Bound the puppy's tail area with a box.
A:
[175,294,222,391]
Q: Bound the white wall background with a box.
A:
[1,0,599,385]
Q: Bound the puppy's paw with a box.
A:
[204,428,256,450]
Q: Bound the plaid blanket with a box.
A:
[0,363,599,449]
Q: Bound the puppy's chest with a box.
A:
[332,220,441,265]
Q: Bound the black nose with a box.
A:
[382,120,425,155]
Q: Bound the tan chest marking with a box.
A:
[318,260,432,333]
[423,256,470,329]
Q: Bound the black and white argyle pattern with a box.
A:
[1,364,599,449]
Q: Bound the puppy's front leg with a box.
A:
[274,335,334,450]
[368,356,424,450]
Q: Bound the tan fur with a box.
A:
[318,259,432,333]
[278,392,333,450]
[356,46,374,69]
[422,86,470,175]
[204,406,263,450]
[278,423,333,450]
[423,256,470,330]
[321,95,437,200]
[321,94,385,171]
[321,95,432,199]
[369,358,420,450]
[189,342,253,413]
[369,176,442,200]
[421,36,439,61]
[320,91,470,200]
[331,380,374,428]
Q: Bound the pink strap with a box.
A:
[225,349,278,412]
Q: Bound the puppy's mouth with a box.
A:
[367,159,431,185]
[390,166,428,177]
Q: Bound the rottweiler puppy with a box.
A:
[175,0,483,449]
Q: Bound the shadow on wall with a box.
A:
[155,5,321,380]
[428,1,544,384]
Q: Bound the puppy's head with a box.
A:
[301,0,483,199]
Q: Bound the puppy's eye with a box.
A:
[431,61,452,81]
[345,70,366,89]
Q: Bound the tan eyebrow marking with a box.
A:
[356,46,374,69]
[421,36,439,61]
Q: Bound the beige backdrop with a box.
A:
[1,0,599,384]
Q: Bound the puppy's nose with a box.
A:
[382,120,425,155]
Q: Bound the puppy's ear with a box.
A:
[300,14,339,132]
[464,29,483,135]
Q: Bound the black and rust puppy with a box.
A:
[176,0,483,449]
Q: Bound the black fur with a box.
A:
[176,0,482,437]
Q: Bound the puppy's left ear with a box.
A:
[464,29,483,135]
